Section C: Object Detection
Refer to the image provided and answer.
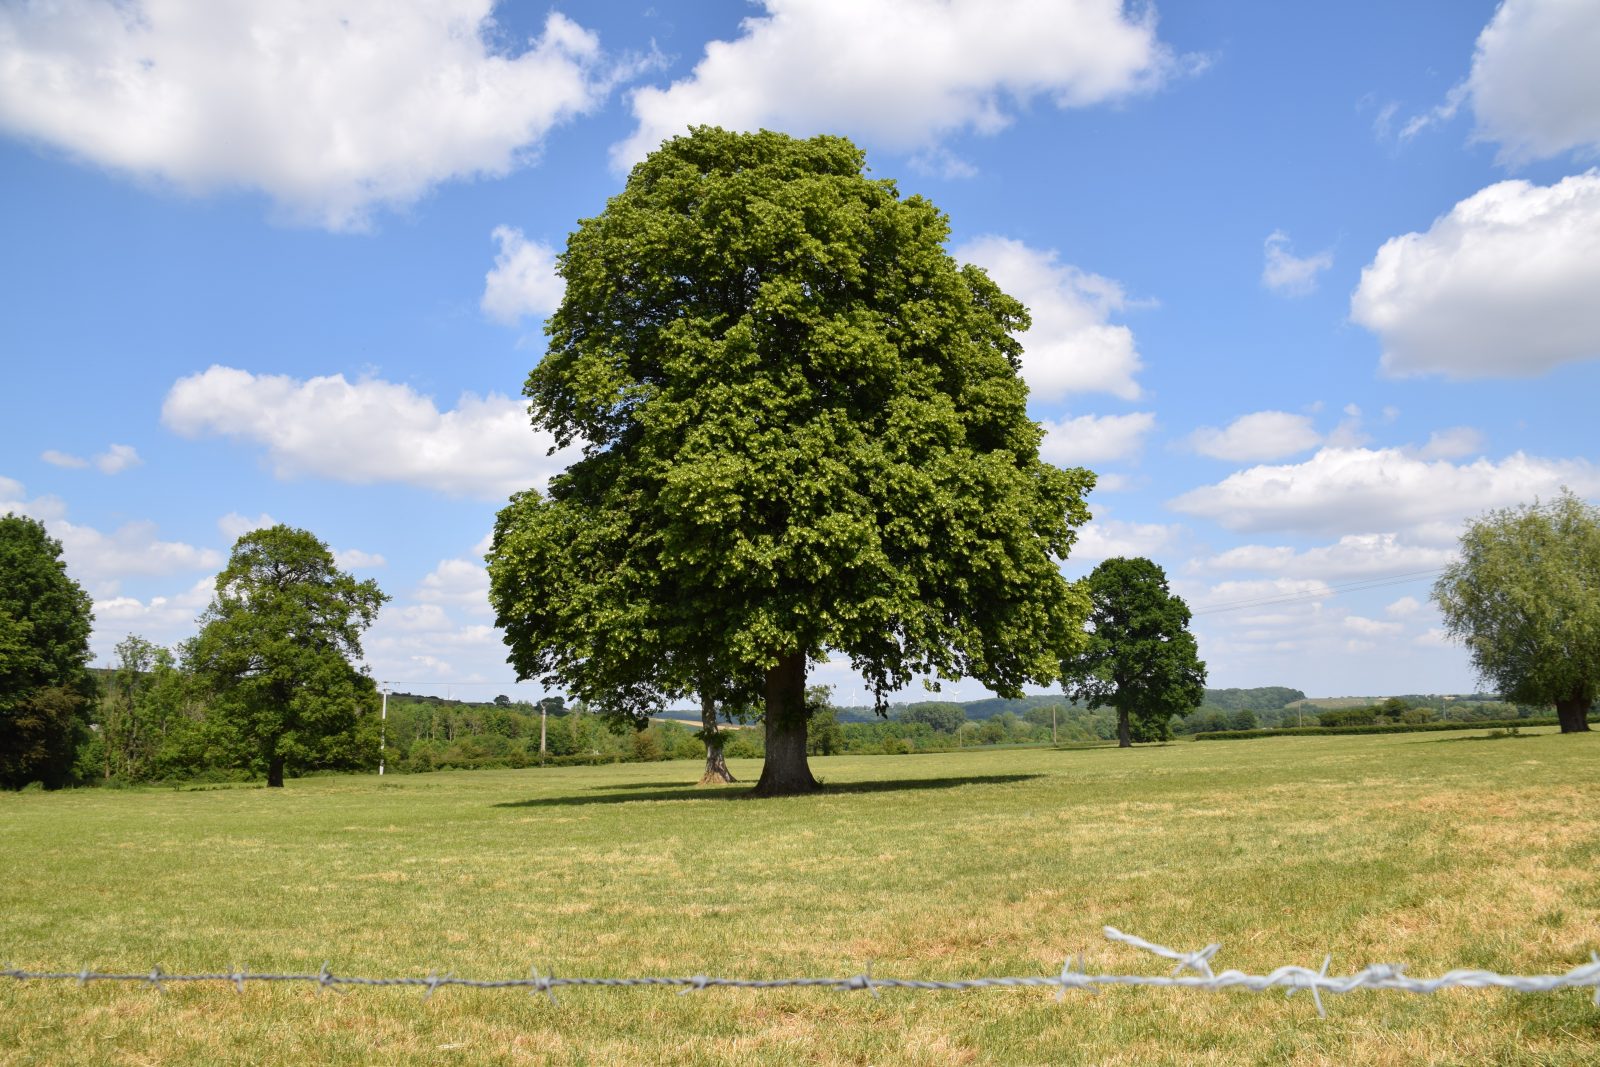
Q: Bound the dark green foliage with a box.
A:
[186,525,388,786]
[1061,557,1206,747]
[1434,490,1600,733]
[488,127,1094,794]
[0,514,95,789]
[1319,706,1379,728]
[897,701,967,733]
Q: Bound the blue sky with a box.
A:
[4,0,1598,705]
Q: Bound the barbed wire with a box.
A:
[5,928,1598,1018]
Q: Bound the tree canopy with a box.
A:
[1433,490,1600,733]
[186,525,389,786]
[1061,556,1206,747]
[488,127,1094,795]
[0,514,95,788]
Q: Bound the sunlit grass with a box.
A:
[2,729,1598,1065]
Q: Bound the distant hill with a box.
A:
[1203,687,1306,712]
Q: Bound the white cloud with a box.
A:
[1325,405,1370,449]
[482,226,563,326]
[1351,172,1600,378]
[1466,0,1600,164]
[55,520,222,586]
[612,0,1175,170]
[1188,411,1320,462]
[1169,446,1600,536]
[1194,533,1456,581]
[1039,413,1155,467]
[1417,426,1485,460]
[0,476,218,589]
[958,236,1143,400]
[162,365,571,499]
[1385,596,1423,618]
[1343,615,1403,637]
[89,576,215,660]
[1092,473,1135,493]
[1414,628,1452,648]
[0,3,612,230]
[94,443,142,474]
[1070,519,1183,564]
[1261,231,1333,296]
[334,548,387,569]
[1397,83,1469,143]
[1188,577,1334,614]
[41,450,88,469]
[40,443,142,473]
[217,512,277,543]
[418,557,490,611]
[0,478,66,523]
[364,595,504,685]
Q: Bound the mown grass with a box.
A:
[2,728,1598,1065]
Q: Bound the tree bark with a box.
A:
[1555,693,1593,734]
[267,752,285,788]
[1116,706,1131,748]
[699,693,736,785]
[751,652,820,796]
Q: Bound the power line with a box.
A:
[1191,567,1448,617]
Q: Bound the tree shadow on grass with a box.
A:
[587,781,700,791]
[494,773,1043,809]
[1416,731,1540,744]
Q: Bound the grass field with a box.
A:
[2,729,1598,1065]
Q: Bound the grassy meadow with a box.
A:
[2,729,1598,1065]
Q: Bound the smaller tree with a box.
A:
[1433,490,1600,733]
[100,634,179,782]
[186,525,388,786]
[804,686,845,757]
[0,515,95,789]
[900,702,967,734]
[1061,557,1206,748]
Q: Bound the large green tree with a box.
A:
[1061,557,1206,748]
[0,514,95,788]
[488,127,1094,796]
[187,525,388,786]
[1433,490,1600,733]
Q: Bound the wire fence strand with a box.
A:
[6,928,1599,1017]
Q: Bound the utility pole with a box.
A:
[379,685,388,775]
[539,698,548,755]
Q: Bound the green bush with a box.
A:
[1317,707,1378,728]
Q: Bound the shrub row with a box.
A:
[1191,716,1594,741]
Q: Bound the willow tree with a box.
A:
[1433,490,1599,733]
[488,128,1094,796]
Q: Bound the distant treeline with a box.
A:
[838,687,1310,724]
[74,670,1557,784]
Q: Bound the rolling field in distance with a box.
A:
[2,730,1598,1065]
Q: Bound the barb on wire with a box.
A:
[4,930,1599,1016]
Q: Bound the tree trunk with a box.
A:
[1555,693,1593,734]
[751,652,820,797]
[699,694,736,785]
[1116,706,1131,748]
[267,753,285,788]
